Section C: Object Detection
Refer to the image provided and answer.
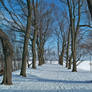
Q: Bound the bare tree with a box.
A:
[66,28,71,68]
[36,2,53,66]
[31,0,38,69]
[59,26,66,65]
[0,29,13,85]
[20,0,32,77]
[54,8,68,65]
[67,0,81,72]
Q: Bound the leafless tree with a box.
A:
[0,29,13,85]
[37,1,54,65]
[31,0,38,69]
[20,0,32,77]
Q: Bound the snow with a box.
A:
[0,63,92,92]
[77,61,91,72]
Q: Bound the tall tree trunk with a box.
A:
[41,46,45,64]
[87,0,92,17]
[37,45,44,65]
[59,38,65,65]
[32,40,36,69]
[37,37,42,66]
[57,35,60,62]
[0,29,13,85]
[67,0,80,72]
[32,30,37,69]
[71,20,77,72]
[20,0,32,77]
[66,28,70,68]
[37,26,45,66]
[68,54,72,69]
[59,55,63,65]
[72,0,80,72]
[37,39,44,66]
[72,30,77,72]
[32,0,38,69]
[38,48,42,65]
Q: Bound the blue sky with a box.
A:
[0,0,91,60]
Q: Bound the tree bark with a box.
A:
[59,55,63,65]
[32,40,36,69]
[37,38,45,66]
[32,0,38,69]
[59,37,66,65]
[32,30,37,69]
[66,28,70,68]
[37,47,42,65]
[37,45,44,65]
[87,0,92,17]
[37,35,41,66]
[57,35,60,62]
[20,0,32,77]
[67,0,80,72]
[68,54,72,69]
[72,0,80,72]
[41,46,45,64]
[71,19,77,72]
[0,29,13,85]
[37,26,45,66]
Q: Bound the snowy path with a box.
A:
[0,64,92,92]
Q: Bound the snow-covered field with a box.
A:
[0,63,92,92]
[78,61,92,72]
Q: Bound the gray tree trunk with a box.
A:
[59,37,66,65]
[87,0,92,17]
[0,29,13,85]
[66,28,70,68]
[20,0,32,77]
[32,0,38,69]
[68,54,72,69]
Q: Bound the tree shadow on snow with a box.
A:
[25,74,92,84]
[0,89,92,92]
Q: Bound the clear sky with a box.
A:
[0,0,91,60]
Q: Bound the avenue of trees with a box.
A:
[0,0,91,85]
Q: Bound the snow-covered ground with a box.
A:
[77,61,92,72]
[0,63,92,92]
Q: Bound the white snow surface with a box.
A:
[77,61,91,72]
[0,64,92,92]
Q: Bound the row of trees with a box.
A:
[55,0,92,72]
[0,0,54,85]
[0,0,91,85]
